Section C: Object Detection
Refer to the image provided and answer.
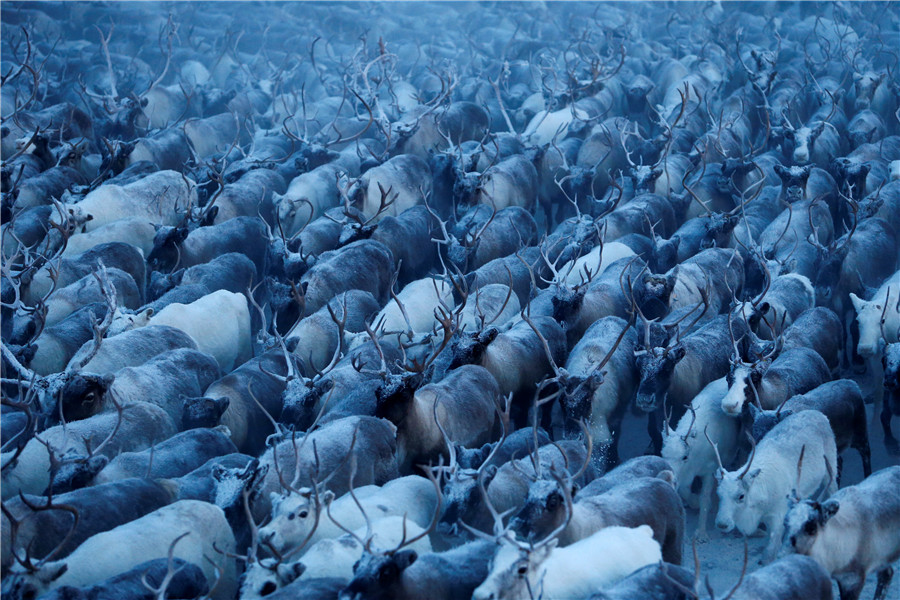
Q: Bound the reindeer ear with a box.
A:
[745,468,762,481]
[174,227,190,243]
[213,397,230,418]
[849,293,865,313]
[211,465,227,482]
[43,561,68,583]
[396,549,418,569]
[714,468,724,482]
[479,327,499,345]
[87,455,109,476]
[821,499,839,521]
[277,561,305,584]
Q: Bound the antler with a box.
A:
[141,532,191,598]
[520,308,562,379]
[383,463,443,554]
[71,263,118,372]
[94,22,119,99]
[704,425,725,473]
[737,431,757,479]
[4,494,80,573]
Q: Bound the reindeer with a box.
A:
[712,411,837,563]
[470,468,662,600]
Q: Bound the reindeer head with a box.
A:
[339,467,442,600]
[713,434,763,535]
[781,498,839,557]
[147,226,189,272]
[258,486,335,556]
[634,344,687,412]
[181,396,230,430]
[56,372,115,422]
[509,477,580,543]
[774,164,811,202]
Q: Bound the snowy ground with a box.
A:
[616,400,900,599]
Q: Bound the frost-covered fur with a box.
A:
[781,466,900,600]
[559,242,636,287]
[732,273,816,340]
[524,105,593,145]
[108,290,251,372]
[57,170,195,232]
[472,525,661,600]
[275,156,358,236]
[721,348,830,415]
[715,411,838,563]
[352,154,431,222]
[100,348,220,423]
[456,284,520,331]
[66,325,197,374]
[662,378,740,539]
[242,516,432,599]
[250,416,399,521]
[62,218,157,257]
[0,402,176,499]
[850,270,900,417]
[259,475,438,554]
[2,500,236,600]
[375,277,455,335]
[560,316,637,453]
[42,268,141,327]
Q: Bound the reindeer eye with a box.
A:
[682,455,689,461]
[260,582,277,596]
[803,521,816,534]
[287,513,295,521]
[298,510,308,519]
[517,565,528,576]
[738,494,745,502]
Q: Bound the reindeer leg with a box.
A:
[874,566,894,600]
[835,571,865,600]
[695,474,713,543]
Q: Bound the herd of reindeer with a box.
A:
[1,1,899,599]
